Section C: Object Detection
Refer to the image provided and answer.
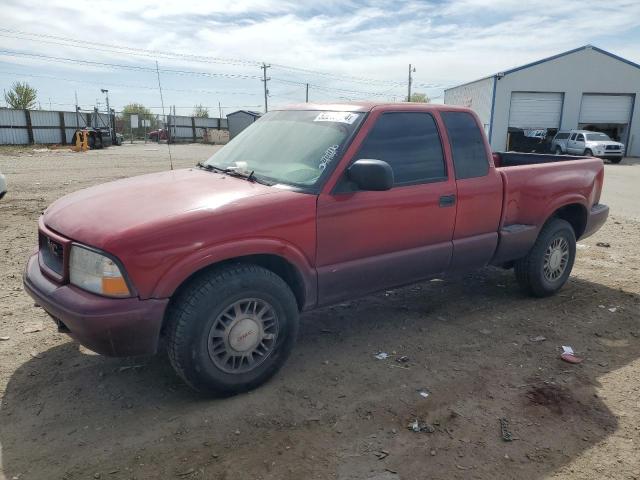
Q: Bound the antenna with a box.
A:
[155,60,173,170]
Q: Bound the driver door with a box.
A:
[315,110,457,306]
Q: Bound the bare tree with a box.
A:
[193,104,209,118]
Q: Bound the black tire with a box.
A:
[584,148,593,157]
[610,158,622,164]
[514,218,576,298]
[166,264,299,395]
[554,146,563,155]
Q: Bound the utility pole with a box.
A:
[305,83,309,103]
[407,64,416,102]
[75,90,80,130]
[261,63,271,113]
[101,88,113,143]
[218,101,222,121]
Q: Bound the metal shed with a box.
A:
[444,45,640,156]
[227,110,261,140]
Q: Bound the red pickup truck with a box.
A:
[24,103,608,394]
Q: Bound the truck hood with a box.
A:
[44,168,279,247]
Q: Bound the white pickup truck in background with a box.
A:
[551,130,625,163]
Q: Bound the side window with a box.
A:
[576,134,585,142]
[570,133,577,140]
[441,111,489,180]
[354,112,446,185]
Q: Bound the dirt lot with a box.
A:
[1,144,639,480]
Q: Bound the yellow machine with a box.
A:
[72,130,89,152]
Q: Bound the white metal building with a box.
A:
[444,45,640,156]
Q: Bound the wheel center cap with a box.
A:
[549,249,562,270]
[228,318,260,352]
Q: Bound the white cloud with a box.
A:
[0,0,639,113]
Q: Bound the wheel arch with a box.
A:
[153,239,317,313]
[548,203,588,239]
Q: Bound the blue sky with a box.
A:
[1,0,639,116]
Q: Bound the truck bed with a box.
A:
[489,152,605,264]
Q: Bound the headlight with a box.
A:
[69,245,131,297]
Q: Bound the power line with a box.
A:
[0,68,261,96]
[0,29,260,68]
[0,27,407,87]
[0,50,405,99]
[0,50,262,80]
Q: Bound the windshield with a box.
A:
[586,133,611,141]
[205,110,364,188]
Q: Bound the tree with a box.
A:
[119,103,157,138]
[193,104,209,118]
[4,81,38,109]
[410,92,430,103]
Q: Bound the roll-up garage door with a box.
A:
[508,92,563,129]
[579,94,633,124]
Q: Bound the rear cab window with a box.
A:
[351,112,447,186]
[441,111,489,179]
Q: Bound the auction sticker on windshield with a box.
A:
[314,112,360,124]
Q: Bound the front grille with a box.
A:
[39,233,64,275]
[606,145,621,151]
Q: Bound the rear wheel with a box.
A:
[514,218,576,297]
[166,264,299,395]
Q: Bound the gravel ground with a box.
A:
[0,144,639,480]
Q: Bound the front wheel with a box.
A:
[514,218,576,297]
[610,157,622,164]
[584,148,593,157]
[166,264,299,395]
[554,146,563,155]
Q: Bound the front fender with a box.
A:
[150,238,317,309]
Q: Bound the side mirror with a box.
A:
[347,159,394,191]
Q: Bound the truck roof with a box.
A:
[273,102,470,113]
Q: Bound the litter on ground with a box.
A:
[560,345,583,364]
[408,419,435,433]
[499,418,513,442]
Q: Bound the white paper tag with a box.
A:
[562,346,574,355]
[314,111,360,124]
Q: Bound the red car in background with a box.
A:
[147,128,168,141]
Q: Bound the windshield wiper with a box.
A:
[196,162,273,186]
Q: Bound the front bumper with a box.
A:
[582,203,609,240]
[23,253,168,356]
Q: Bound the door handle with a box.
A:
[439,194,456,207]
